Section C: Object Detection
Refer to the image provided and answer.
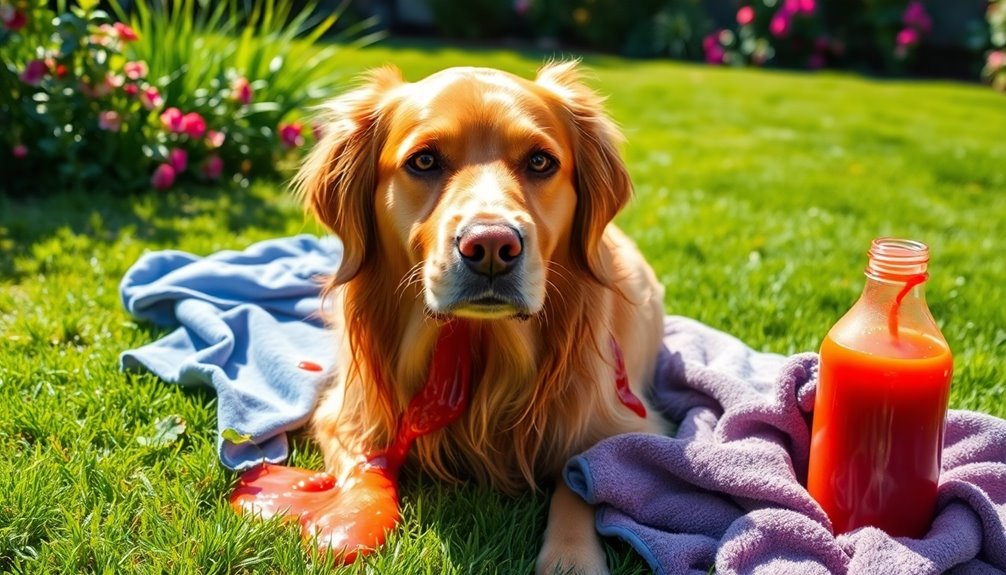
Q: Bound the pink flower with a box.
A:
[114,22,139,42]
[1,5,27,31]
[808,53,826,70]
[902,1,931,33]
[703,32,719,54]
[798,0,815,14]
[232,77,253,105]
[98,111,122,132]
[201,155,224,180]
[896,27,919,47]
[151,163,176,190]
[736,6,755,26]
[141,86,164,110]
[20,60,47,86]
[12,144,28,159]
[181,112,207,139]
[768,11,792,36]
[513,0,530,16]
[987,51,1006,71]
[160,107,185,133]
[123,83,139,97]
[124,61,148,80]
[206,130,225,148]
[278,122,304,149]
[770,12,791,37]
[705,45,725,65]
[169,148,188,173]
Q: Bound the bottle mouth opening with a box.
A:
[866,237,929,280]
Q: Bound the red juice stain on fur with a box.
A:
[231,322,474,562]
[297,361,323,372]
[611,338,647,418]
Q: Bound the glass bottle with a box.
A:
[807,238,953,538]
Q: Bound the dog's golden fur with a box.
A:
[295,61,665,574]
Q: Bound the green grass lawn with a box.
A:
[2,41,1005,574]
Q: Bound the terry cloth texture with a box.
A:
[119,235,341,470]
[120,237,1006,573]
[565,316,1006,575]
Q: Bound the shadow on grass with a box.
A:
[0,180,295,283]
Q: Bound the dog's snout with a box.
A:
[457,224,523,277]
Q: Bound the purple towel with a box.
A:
[565,316,1006,575]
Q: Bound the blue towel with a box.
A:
[119,235,342,470]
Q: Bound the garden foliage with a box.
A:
[0,0,376,195]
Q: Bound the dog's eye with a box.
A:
[527,152,556,175]
[406,151,440,174]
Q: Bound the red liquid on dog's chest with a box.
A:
[230,322,474,561]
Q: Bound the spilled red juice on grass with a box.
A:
[230,322,473,562]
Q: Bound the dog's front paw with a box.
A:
[535,536,609,575]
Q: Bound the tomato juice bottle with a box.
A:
[807,238,953,538]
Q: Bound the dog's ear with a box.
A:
[295,66,403,285]
[536,60,632,284]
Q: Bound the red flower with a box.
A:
[736,6,754,26]
[232,77,253,105]
[12,144,28,159]
[99,111,122,132]
[181,112,207,139]
[123,83,139,97]
[124,61,148,80]
[169,148,188,173]
[160,107,185,133]
[201,155,224,180]
[114,22,139,42]
[151,164,176,190]
[1,5,27,31]
[20,60,47,86]
[141,87,164,110]
[278,122,305,149]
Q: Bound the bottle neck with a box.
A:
[862,238,931,338]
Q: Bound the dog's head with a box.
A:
[297,61,631,320]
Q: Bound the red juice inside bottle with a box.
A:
[807,238,953,538]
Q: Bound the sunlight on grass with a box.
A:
[2,41,1005,573]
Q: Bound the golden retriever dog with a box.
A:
[295,60,665,574]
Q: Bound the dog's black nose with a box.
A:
[457,224,523,277]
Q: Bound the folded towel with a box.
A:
[119,235,341,470]
[565,316,1006,574]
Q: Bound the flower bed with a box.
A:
[1,0,359,195]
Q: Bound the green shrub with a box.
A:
[426,0,514,40]
[0,0,376,196]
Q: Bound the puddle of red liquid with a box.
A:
[230,462,399,563]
